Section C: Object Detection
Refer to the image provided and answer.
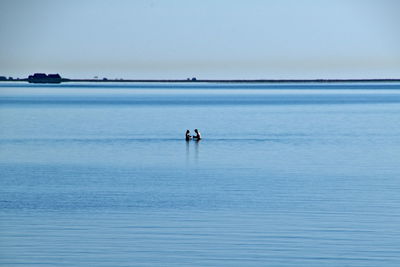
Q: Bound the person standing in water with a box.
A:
[185,130,192,141]
[193,129,202,140]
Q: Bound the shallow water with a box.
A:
[1,82,400,266]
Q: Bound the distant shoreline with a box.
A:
[68,78,400,83]
[1,78,400,84]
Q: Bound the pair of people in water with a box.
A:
[186,129,201,141]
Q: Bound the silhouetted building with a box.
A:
[28,73,62,83]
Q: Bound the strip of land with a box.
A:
[65,78,400,83]
[1,73,400,84]
[1,78,400,84]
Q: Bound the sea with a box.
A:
[1,82,400,266]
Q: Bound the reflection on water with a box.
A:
[185,139,201,164]
[186,139,190,165]
[194,139,200,163]
[1,83,400,266]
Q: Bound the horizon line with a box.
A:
[1,76,400,84]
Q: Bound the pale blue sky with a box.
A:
[1,0,399,79]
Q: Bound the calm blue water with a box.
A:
[1,82,400,266]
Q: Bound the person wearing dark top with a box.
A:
[193,129,201,140]
[185,130,192,141]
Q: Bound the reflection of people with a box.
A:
[193,129,202,140]
[185,130,192,141]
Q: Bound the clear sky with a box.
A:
[1,0,399,79]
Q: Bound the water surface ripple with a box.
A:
[1,83,400,266]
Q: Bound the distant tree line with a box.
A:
[28,73,62,84]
